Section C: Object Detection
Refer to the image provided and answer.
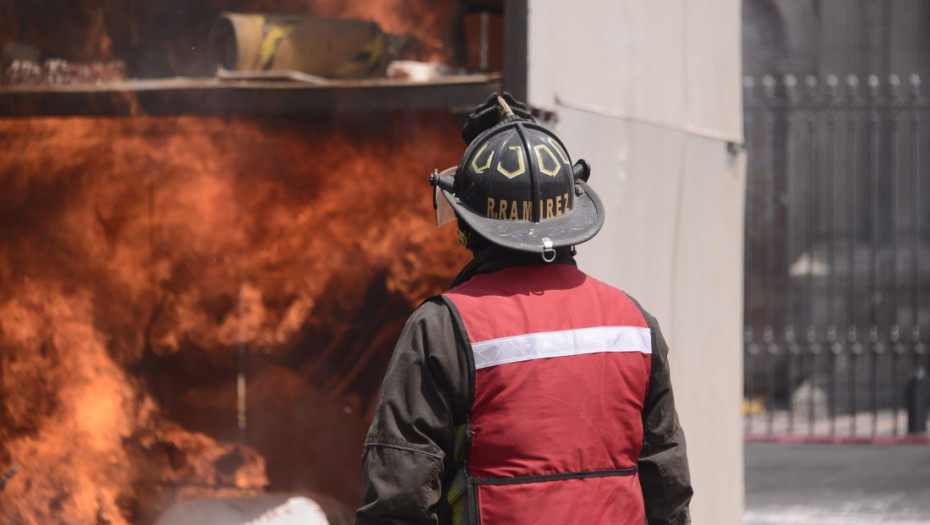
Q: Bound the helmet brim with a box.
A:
[440,180,605,253]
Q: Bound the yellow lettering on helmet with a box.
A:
[487,198,496,218]
[547,137,570,165]
[547,199,554,219]
[499,199,508,218]
[523,201,533,221]
[564,193,570,212]
[534,144,561,176]
[497,146,526,179]
[555,195,563,216]
[472,142,494,173]
[509,202,519,220]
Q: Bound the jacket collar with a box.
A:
[449,245,577,289]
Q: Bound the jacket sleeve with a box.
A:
[638,312,693,525]
[355,299,468,525]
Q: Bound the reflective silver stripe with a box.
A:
[471,326,652,370]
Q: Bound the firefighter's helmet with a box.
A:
[431,98,604,258]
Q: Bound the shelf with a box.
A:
[0,73,502,117]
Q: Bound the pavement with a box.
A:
[745,442,930,524]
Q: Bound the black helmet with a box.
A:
[431,98,604,258]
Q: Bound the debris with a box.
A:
[386,60,446,81]
[2,58,126,86]
[245,497,330,525]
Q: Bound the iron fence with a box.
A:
[743,73,930,441]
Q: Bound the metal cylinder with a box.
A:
[208,12,390,79]
[906,366,928,433]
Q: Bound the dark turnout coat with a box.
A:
[356,248,692,524]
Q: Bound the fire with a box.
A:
[0,113,470,523]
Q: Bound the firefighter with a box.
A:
[355,94,692,525]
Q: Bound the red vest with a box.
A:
[443,264,653,524]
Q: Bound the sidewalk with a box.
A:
[745,442,930,524]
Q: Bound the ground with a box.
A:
[745,442,930,524]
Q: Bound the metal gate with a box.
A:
[743,73,930,441]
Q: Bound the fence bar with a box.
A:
[826,76,840,437]
[763,74,777,436]
[785,75,798,434]
[908,75,926,435]
[845,75,860,439]
[890,75,902,436]
[805,75,819,436]
[910,75,922,373]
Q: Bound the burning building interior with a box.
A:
[0,1,510,523]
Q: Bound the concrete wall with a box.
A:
[526,2,745,523]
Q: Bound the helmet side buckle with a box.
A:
[541,237,556,263]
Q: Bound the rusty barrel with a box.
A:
[208,12,390,79]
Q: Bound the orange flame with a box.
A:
[0,113,469,523]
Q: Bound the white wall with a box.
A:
[526,2,745,523]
